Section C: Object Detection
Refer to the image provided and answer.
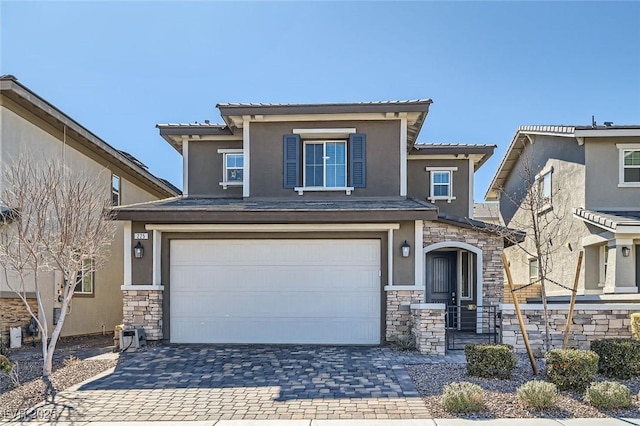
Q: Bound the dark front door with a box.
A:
[426,251,457,307]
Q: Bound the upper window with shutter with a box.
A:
[283,133,366,195]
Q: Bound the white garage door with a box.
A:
[170,239,381,344]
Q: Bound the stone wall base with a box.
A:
[501,304,638,354]
[410,304,446,355]
[385,289,424,342]
[0,297,38,344]
[122,289,163,340]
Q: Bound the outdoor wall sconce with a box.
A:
[622,246,631,257]
[134,242,145,259]
[401,240,411,258]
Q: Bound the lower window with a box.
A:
[75,259,94,295]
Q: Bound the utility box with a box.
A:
[119,327,147,351]
[9,327,22,348]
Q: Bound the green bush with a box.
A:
[0,354,12,374]
[591,338,640,379]
[465,343,517,379]
[545,349,599,391]
[517,380,559,410]
[441,381,485,413]
[631,313,640,340]
[392,334,416,351]
[584,381,632,410]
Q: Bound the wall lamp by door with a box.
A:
[401,240,411,258]
[621,246,631,257]
[134,242,145,259]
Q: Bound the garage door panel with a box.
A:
[170,239,381,344]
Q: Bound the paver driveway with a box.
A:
[21,345,462,422]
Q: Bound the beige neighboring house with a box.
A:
[0,75,179,343]
[486,124,640,300]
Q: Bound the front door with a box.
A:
[426,251,457,307]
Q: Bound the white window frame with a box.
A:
[218,148,244,189]
[425,167,457,203]
[528,258,539,284]
[617,144,640,187]
[598,244,609,287]
[535,168,553,212]
[295,140,353,195]
[112,174,120,206]
[74,259,94,296]
[459,250,473,301]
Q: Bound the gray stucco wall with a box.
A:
[249,120,401,198]
[188,140,243,198]
[584,136,640,210]
[407,158,471,217]
[500,135,590,295]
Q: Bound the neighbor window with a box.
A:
[426,167,457,202]
[599,245,609,287]
[622,149,640,183]
[218,149,244,189]
[74,259,94,295]
[529,258,539,283]
[112,175,120,206]
[304,141,347,188]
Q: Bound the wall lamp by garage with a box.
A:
[621,246,631,257]
[401,240,411,258]
[134,242,145,259]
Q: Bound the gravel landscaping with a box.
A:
[407,355,640,419]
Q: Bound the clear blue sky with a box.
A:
[2,1,639,201]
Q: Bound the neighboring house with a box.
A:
[473,202,503,225]
[486,124,640,299]
[0,75,179,343]
[113,100,510,353]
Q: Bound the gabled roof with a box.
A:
[158,99,433,154]
[0,75,179,198]
[410,143,496,171]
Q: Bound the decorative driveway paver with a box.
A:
[18,346,465,422]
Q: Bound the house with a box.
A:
[113,100,509,354]
[486,124,640,298]
[0,75,179,343]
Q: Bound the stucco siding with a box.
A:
[500,136,590,296]
[407,158,471,217]
[187,140,243,198]
[585,136,640,210]
[249,120,401,198]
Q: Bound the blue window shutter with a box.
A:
[283,134,300,188]
[349,133,366,188]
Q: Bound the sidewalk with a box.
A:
[5,418,640,425]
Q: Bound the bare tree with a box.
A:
[0,157,116,397]
[490,140,574,352]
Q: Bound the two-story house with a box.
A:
[114,100,509,353]
[486,124,640,299]
[0,75,179,343]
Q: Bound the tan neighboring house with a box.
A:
[113,100,517,354]
[486,124,640,300]
[0,75,179,343]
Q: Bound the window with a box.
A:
[304,141,346,188]
[425,167,457,202]
[284,133,366,195]
[529,258,539,284]
[460,251,473,300]
[618,144,640,186]
[74,259,94,295]
[599,245,609,287]
[218,149,244,189]
[112,175,120,206]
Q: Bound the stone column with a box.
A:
[122,286,164,340]
[410,303,446,355]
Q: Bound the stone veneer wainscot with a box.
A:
[122,287,163,340]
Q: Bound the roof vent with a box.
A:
[604,121,613,127]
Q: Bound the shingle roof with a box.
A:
[216,99,433,108]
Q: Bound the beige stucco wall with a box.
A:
[501,136,590,296]
[584,136,640,210]
[0,103,163,338]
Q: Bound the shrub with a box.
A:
[591,338,640,379]
[517,380,559,410]
[465,343,517,379]
[631,313,640,340]
[442,381,485,413]
[584,381,632,410]
[0,354,11,374]
[545,349,599,391]
[392,334,416,351]
[63,355,81,368]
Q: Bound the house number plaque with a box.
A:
[134,232,149,240]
